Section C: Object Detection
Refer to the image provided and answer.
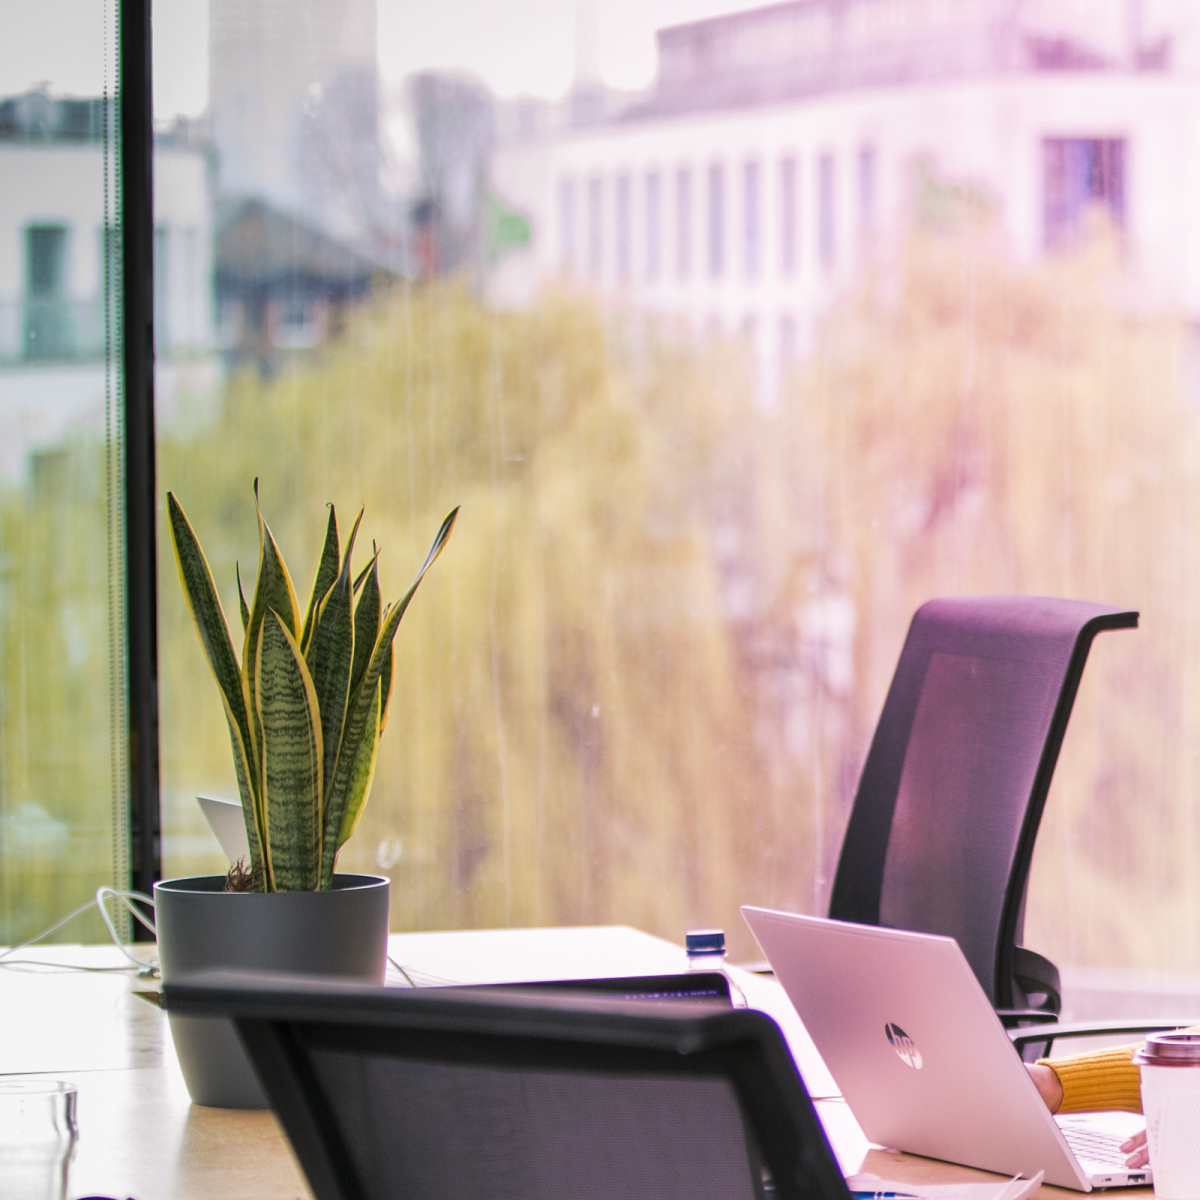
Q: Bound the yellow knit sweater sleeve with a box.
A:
[1039,1024,1200,1114]
[1039,1043,1143,1114]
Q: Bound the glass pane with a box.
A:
[154,0,1200,1004]
[0,0,127,942]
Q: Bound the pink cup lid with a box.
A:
[1134,1032,1200,1066]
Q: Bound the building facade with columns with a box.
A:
[488,0,1200,405]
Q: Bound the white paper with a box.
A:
[386,926,690,986]
[845,1170,1045,1200]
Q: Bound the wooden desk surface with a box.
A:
[0,946,309,1200]
[0,936,1155,1200]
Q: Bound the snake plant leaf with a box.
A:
[389,506,458,631]
[379,641,394,733]
[247,484,302,642]
[166,493,266,879]
[319,508,458,886]
[236,564,250,634]
[244,483,302,769]
[224,701,268,882]
[412,507,459,597]
[171,488,457,893]
[350,549,381,699]
[167,493,247,737]
[166,496,262,844]
[256,609,323,892]
[318,598,404,886]
[336,679,380,852]
[352,550,374,595]
[301,504,340,655]
[306,508,363,808]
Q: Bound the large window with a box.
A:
[1044,137,1126,250]
[857,143,875,238]
[615,172,632,284]
[144,0,1200,995]
[0,1,127,942]
[559,178,576,276]
[9,0,1200,1007]
[818,150,836,271]
[645,170,661,283]
[743,158,760,281]
[676,166,692,280]
[708,162,725,279]
[24,225,72,358]
[780,155,798,278]
[588,176,604,282]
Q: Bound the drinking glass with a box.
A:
[0,1080,78,1200]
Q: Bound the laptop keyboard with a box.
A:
[1061,1124,1132,1169]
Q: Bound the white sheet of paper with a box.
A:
[385,930,842,1098]
[846,1170,1045,1200]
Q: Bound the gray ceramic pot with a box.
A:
[154,873,389,1109]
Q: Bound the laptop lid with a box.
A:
[741,907,1145,1192]
[164,968,852,1200]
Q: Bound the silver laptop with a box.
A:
[742,906,1148,1192]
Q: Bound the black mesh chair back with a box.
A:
[165,970,852,1200]
[828,595,1137,1022]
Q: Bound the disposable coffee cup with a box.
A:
[1137,1033,1200,1199]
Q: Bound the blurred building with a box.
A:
[0,90,213,363]
[0,89,215,480]
[215,197,391,374]
[488,0,1200,406]
[408,74,496,279]
[209,0,387,252]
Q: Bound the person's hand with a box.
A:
[1026,1062,1063,1113]
[1121,1129,1149,1168]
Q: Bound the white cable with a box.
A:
[94,887,157,966]
[98,886,157,935]
[386,954,417,987]
[0,886,158,973]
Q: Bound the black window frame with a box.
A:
[121,0,162,929]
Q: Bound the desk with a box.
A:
[1,930,1150,1200]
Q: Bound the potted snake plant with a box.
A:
[156,483,456,1107]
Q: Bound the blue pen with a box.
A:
[849,1192,921,1199]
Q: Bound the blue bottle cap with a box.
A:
[686,928,726,956]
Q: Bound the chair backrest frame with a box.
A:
[166,970,852,1200]
[828,595,1137,1013]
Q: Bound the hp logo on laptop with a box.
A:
[885,1023,923,1069]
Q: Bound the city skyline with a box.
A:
[0,0,777,121]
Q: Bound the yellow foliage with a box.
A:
[793,228,1200,970]
[156,233,1200,971]
[159,285,799,955]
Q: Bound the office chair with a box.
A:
[827,595,1138,1033]
[165,969,852,1200]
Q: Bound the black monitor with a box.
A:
[165,970,851,1200]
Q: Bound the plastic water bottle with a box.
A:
[685,928,747,1007]
[686,928,728,969]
